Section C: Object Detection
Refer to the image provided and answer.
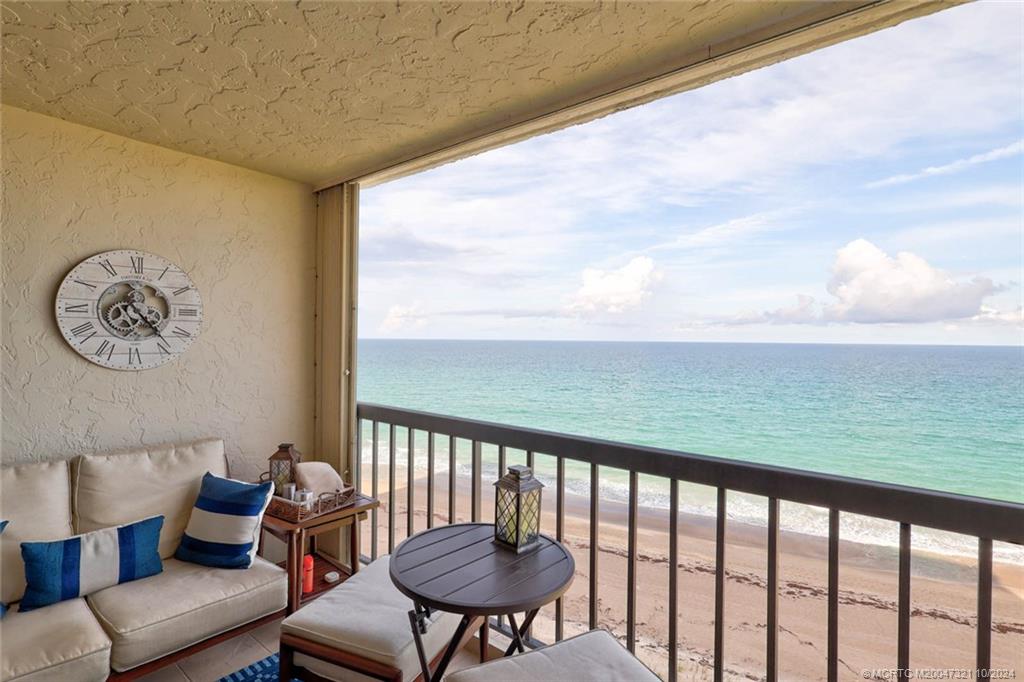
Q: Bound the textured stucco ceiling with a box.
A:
[2,1,871,186]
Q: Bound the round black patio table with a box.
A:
[390,522,575,682]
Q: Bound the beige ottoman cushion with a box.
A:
[445,629,660,682]
[1,598,111,682]
[282,556,461,682]
[87,556,286,671]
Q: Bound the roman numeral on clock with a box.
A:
[171,326,191,339]
[172,286,192,296]
[178,307,199,318]
[130,256,144,275]
[128,347,142,365]
[74,278,97,290]
[157,341,171,356]
[96,340,116,361]
[98,259,117,277]
[65,303,90,313]
[70,321,95,337]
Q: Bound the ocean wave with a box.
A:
[360,439,1022,564]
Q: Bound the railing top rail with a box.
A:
[357,402,1024,544]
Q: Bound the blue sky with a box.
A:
[360,1,1023,345]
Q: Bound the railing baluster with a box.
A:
[355,419,362,492]
[589,463,600,629]
[897,523,911,681]
[714,487,725,682]
[828,509,839,682]
[668,479,679,682]
[496,444,507,632]
[555,456,565,642]
[767,498,779,682]
[371,421,379,561]
[977,537,992,679]
[471,440,482,522]
[448,435,456,524]
[426,432,435,529]
[388,423,396,554]
[627,470,638,653]
[526,450,534,469]
[407,428,415,537]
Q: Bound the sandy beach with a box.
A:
[360,462,1023,681]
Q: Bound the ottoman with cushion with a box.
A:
[444,629,660,682]
[279,556,462,682]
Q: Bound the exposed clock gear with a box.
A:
[106,301,141,335]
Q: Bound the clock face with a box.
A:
[55,250,203,370]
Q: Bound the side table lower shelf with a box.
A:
[278,552,352,607]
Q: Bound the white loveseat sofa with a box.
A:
[0,438,288,681]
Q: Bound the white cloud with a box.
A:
[568,257,661,314]
[688,240,1011,328]
[823,239,997,323]
[379,304,426,334]
[972,306,1024,326]
[866,140,1024,188]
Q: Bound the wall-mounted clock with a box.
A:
[55,250,203,370]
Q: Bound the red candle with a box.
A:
[302,554,314,594]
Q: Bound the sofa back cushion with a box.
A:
[74,439,228,559]
[0,460,75,604]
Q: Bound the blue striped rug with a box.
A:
[219,653,298,682]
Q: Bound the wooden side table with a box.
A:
[260,493,379,613]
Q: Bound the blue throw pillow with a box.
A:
[175,472,273,569]
[20,515,163,612]
[0,520,8,618]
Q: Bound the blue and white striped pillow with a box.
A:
[19,515,163,612]
[175,473,273,569]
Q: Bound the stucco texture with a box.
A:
[1,105,315,481]
[0,0,852,186]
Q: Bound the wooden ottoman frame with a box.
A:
[280,616,483,682]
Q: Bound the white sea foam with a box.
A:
[361,437,1023,564]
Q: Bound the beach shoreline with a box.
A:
[362,464,1023,680]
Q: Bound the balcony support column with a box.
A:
[314,182,360,563]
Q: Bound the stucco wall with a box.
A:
[1,106,315,481]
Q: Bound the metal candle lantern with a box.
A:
[494,465,544,554]
[269,443,301,496]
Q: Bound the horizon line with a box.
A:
[359,337,1022,349]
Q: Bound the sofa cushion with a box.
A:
[20,516,163,611]
[281,557,460,682]
[0,598,111,682]
[0,461,75,605]
[176,473,273,569]
[74,438,228,559]
[444,629,661,682]
[87,556,286,671]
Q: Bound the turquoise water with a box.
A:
[357,340,1023,557]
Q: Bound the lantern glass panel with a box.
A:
[271,460,291,495]
[496,486,517,545]
[520,488,540,545]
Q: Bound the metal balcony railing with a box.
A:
[355,402,1024,682]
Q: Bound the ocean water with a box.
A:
[357,340,1023,559]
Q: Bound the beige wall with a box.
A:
[0,106,316,481]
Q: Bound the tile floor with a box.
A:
[135,617,486,682]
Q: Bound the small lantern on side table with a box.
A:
[494,465,544,554]
[269,443,302,496]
